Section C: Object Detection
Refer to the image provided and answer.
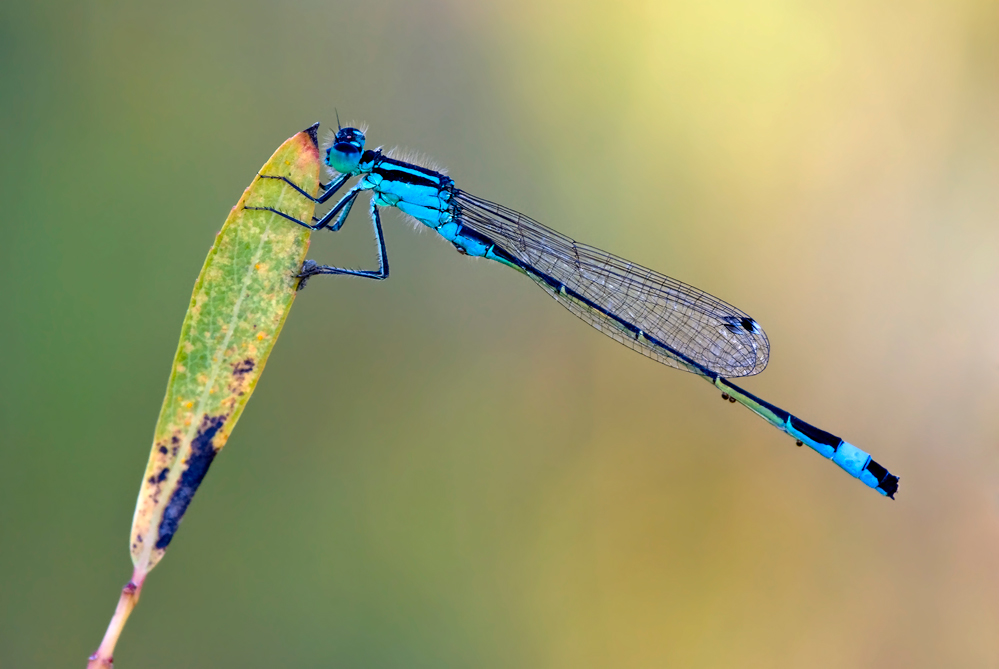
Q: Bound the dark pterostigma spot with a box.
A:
[232,358,255,378]
[155,414,227,550]
[304,122,320,148]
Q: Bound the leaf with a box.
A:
[129,124,320,576]
[88,125,322,668]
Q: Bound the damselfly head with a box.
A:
[326,126,367,174]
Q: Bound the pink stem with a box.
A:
[86,568,147,669]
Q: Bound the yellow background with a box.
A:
[2,1,997,666]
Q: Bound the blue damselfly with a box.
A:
[249,123,899,498]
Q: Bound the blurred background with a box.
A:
[2,0,998,666]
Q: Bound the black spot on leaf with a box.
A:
[155,414,227,550]
[232,358,255,378]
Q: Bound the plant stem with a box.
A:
[86,568,146,668]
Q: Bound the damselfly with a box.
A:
[249,123,899,498]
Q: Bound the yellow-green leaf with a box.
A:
[129,126,320,576]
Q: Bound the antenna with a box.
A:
[335,109,342,130]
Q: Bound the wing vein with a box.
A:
[454,190,770,377]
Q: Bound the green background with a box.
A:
[3,1,998,666]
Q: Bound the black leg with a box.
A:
[327,190,358,231]
[297,199,389,285]
[256,172,350,204]
[313,186,362,231]
[317,173,351,204]
[243,205,317,230]
[244,184,364,231]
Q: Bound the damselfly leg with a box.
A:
[297,198,389,280]
[246,172,352,229]
[246,172,387,284]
